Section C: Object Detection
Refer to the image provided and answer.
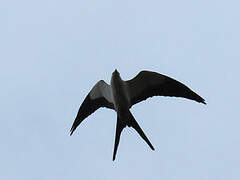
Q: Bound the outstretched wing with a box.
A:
[70,80,114,135]
[126,70,206,106]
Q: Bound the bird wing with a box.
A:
[70,80,114,135]
[126,70,206,106]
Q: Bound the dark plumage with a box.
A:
[70,70,206,161]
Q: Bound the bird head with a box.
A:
[113,69,120,76]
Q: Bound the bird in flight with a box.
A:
[70,70,206,161]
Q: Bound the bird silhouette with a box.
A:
[70,70,206,161]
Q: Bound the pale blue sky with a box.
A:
[1,0,240,179]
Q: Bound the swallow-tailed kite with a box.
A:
[70,70,206,161]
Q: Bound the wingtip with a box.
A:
[201,98,207,105]
[69,126,75,136]
[195,94,206,105]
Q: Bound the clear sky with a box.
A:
[1,0,239,179]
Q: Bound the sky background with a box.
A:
[1,0,240,179]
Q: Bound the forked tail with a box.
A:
[112,110,155,161]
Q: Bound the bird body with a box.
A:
[70,69,206,161]
[111,70,131,113]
